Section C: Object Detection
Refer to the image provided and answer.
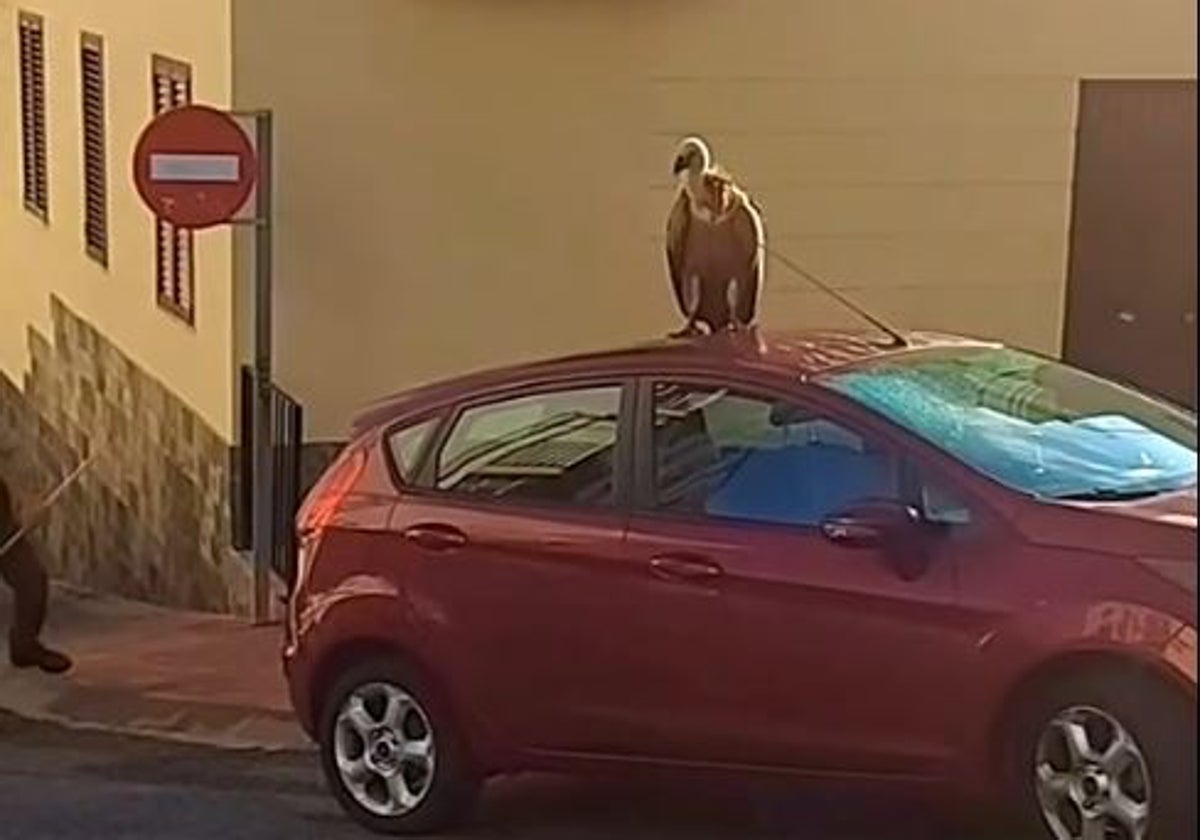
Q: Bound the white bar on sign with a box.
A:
[150,153,240,183]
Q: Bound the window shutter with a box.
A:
[18,13,48,221]
[151,55,195,324]
[81,34,107,265]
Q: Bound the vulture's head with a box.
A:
[672,136,712,178]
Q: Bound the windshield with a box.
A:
[820,346,1197,500]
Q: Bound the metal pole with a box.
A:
[252,110,274,624]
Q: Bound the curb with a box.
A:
[0,666,313,752]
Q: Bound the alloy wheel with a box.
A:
[1034,705,1152,840]
[334,682,437,817]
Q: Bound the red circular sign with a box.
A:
[133,105,256,229]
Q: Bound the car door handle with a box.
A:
[402,523,468,552]
[648,554,723,583]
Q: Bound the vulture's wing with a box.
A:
[730,190,765,325]
[665,188,692,316]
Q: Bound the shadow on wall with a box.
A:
[0,297,252,615]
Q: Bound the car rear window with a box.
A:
[434,385,622,505]
[387,416,441,484]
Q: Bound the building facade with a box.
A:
[1,0,1196,612]
[232,0,1197,439]
[0,0,247,611]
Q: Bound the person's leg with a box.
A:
[1,542,71,674]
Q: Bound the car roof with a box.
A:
[352,328,999,436]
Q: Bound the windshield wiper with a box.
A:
[1053,488,1166,502]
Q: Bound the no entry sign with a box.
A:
[133,105,257,229]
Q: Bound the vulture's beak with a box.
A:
[672,156,689,176]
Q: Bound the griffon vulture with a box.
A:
[665,136,765,336]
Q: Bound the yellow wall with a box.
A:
[0,0,235,438]
[234,0,1197,439]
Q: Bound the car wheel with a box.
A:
[318,658,480,835]
[1010,670,1196,840]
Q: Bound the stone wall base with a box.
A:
[0,297,252,615]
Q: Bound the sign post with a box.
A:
[251,111,274,624]
[134,105,276,623]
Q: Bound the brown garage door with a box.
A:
[1063,79,1197,409]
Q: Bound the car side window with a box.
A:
[435,385,622,506]
[651,382,901,527]
[387,416,441,483]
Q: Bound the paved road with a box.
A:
[0,712,1023,840]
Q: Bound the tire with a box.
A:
[1007,669,1196,840]
[318,657,480,835]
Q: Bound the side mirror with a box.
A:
[819,500,920,548]
[820,500,932,581]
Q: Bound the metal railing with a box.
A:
[235,365,303,592]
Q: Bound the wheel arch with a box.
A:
[986,648,1193,787]
[311,637,448,732]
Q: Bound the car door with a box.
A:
[387,378,671,758]
[624,375,989,777]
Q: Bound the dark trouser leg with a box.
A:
[1,542,48,653]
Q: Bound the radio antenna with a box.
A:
[763,245,908,348]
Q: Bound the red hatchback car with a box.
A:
[284,330,1197,839]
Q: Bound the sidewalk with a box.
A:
[0,583,311,752]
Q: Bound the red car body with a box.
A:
[282,330,1197,803]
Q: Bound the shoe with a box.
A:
[9,642,73,674]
